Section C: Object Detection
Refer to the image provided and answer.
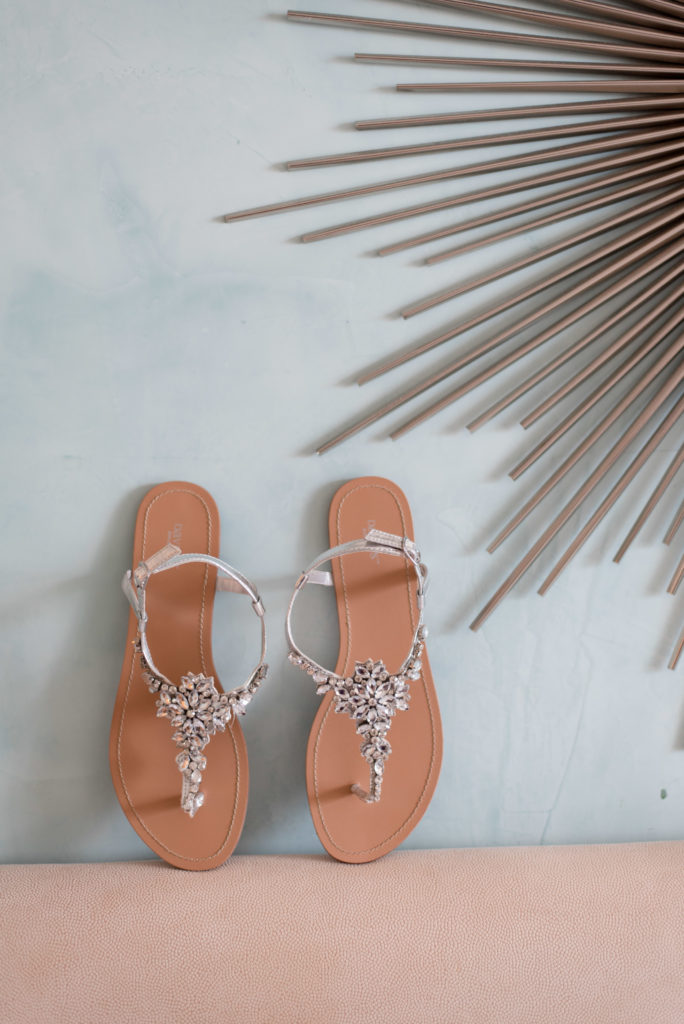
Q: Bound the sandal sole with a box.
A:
[109,481,249,871]
[306,476,443,863]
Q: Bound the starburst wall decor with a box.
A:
[224,1,684,667]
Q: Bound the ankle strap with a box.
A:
[123,544,267,690]
[285,529,427,679]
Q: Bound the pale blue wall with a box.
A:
[1,0,681,863]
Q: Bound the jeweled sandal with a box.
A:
[287,476,442,863]
[110,482,267,871]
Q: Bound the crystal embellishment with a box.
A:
[136,643,266,817]
[289,626,426,803]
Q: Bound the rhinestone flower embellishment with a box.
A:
[323,659,412,803]
[156,673,232,817]
[288,626,425,803]
[136,643,263,817]
[334,659,409,724]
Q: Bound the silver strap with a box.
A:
[122,544,267,690]
[285,529,427,679]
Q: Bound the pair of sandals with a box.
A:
[110,477,443,870]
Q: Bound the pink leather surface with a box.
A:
[3,844,683,1024]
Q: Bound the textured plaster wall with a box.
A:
[1,0,682,862]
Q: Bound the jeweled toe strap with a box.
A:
[123,544,268,818]
[286,529,428,804]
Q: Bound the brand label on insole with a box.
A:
[167,522,183,545]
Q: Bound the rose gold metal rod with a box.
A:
[487,348,684,555]
[522,291,684,429]
[614,442,684,561]
[369,139,684,255]
[356,95,684,131]
[354,53,684,75]
[468,255,684,430]
[223,124,684,222]
[464,0,684,25]
[558,0,684,28]
[317,217,684,454]
[562,0,684,22]
[539,394,684,593]
[391,272,684,441]
[410,0,684,47]
[664,496,684,543]
[396,79,684,92]
[631,0,684,15]
[668,624,684,669]
[391,154,684,261]
[366,246,679,407]
[524,270,684,416]
[286,111,684,169]
[666,547,684,594]
[510,308,684,481]
[628,0,684,20]
[415,0,684,38]
[426,165,684,264]
[360,211,684,388]
[387,280,684,440]
[470,365,684,631]
[286,11,684,65]
[523,262,684,427]
[400,183,684,319]
[305,138,684,246]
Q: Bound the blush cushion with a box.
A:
[2,843,683,1023]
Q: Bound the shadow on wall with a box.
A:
[0,486,151,863]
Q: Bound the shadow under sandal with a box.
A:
[287,476,442,864]
[110,482,267,871]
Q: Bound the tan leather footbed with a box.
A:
[306,477,443,863]
[109,482,248,871]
